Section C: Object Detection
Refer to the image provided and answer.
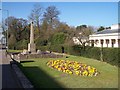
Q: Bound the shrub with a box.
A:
[48,45,63,53]
[71,46,119,67]
[15,39,28,50]
[83,47,101,60]
[51,32,66,45]
[102,48,119,66]
[35,38,48,47]
[36,46,48,51]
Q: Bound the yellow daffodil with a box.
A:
[47,60,99,77]
[75,71,80,75]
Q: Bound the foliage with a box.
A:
[51,32,66,45]
[81,47,101,60]
[97,26,105,32]
[3,16,29,49]
[8,34,17,49]
[102,48,119,66]
[67,45,119,67]
[15,39,29,50]
[36,46,48,51]
[47,45,62,53]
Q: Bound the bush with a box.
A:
[51,32,66,45]
[68,45,82,56]
[36,46,48,51]
[35,38,48,47]
[48,45,63,53]
[15,39,29,50]
[103,48,119,66]
[82,47,101,60]
[70,46,119,67]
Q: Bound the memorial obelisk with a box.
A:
[28,21,36,53]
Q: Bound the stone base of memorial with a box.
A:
[11,51,63,63]
[28,43,36,54]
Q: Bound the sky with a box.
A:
[1,2,118,28]
[1,0,120,2]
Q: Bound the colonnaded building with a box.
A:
[89,24,120,48]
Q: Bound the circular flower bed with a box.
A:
[47,60,100,76]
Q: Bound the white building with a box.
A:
[72,37,81,45]
[89,24,120,48]
[72,36,89,46]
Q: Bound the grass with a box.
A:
[8,49,22,53]
[19,55,118,88]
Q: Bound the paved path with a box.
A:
[0,49,22,89]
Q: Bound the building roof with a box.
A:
[95,29,120,34]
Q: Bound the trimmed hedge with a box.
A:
[102,48,119,66]
[37,45,119,67]
[80,47,101,60]
[71,46,119,67]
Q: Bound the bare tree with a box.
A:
[43,6,60,30]
[28,4,43,35]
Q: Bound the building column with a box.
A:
[98,39,101,47]
[103,39,106,47]
[114,39,118,47]
[108,39,112,47]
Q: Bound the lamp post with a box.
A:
[100,40,103,61]
[0,9,9,51]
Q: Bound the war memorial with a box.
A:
[10,22,63,61]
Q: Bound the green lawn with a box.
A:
[19,55,118,88]
[8,49,22,53]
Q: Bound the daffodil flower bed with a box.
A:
[47,60,100,76]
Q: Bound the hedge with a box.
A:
[80,47,101,60]
[70,46,119,67]
[36,45,119,67]
[102,48,119,66]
